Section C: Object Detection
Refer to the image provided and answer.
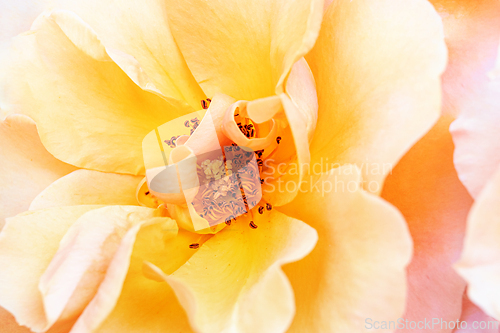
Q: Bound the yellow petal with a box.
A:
[283,58,317,145]
[52,0,205,108]
[222,58,318,207]
[262,58,318,206]
[185,93,236,154]
[38,206,171,331]
[4,10,194,175]
[0,205,101,331]
[279,166,412,332]
[306,0,447,192]
[30,169,143,210]
[0,114,76,229]
[163,0,324,100]
[455,166,500,320]
[152,211,317,333]
[70,216,202,333]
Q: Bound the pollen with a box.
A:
[200,157,226,180]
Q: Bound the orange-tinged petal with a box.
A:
[430,0,500,119]
[279,166,412,332]
[0,205,101,331]
[0,114,76,229]
[51,0,205,108]
[381,116,472,333]
[3,10,194,175]
[0,306,31,333]
[30,169,143,210]
[454,293,499,333]
[455,166,500,321]
[306,0,447,192]
[151,211,317,333]
[163,0,323,100]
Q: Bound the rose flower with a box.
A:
[0,0,447,332]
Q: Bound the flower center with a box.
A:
[143,97,283,233]
[191,101,280,228]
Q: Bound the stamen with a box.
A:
[189,243,200,249]
[201,98,211,109]
[164,135,181,148]
[258,206,264,214]
[193,154,261,226]
[249,221,258,229]
[266,203,272,211]
[276,136,282,144]
[235,108,257,139]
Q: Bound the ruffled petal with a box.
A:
[39,206,172,331]
[3,10,194,175]
[455,165,500,321]
[52,0,206,108]
[0,114,76,229]
[279,166,412,332]
[0,205,101,331]
[429,0,500,117]
[152,211,318,333]
[263,58,318,206]
[381,117,472,333]
[163,0,323,100]
[430,0,500,198]
[306,0,447,192]
[90,227,204,333]
[449,38,500,197]
[30,169,143,210]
